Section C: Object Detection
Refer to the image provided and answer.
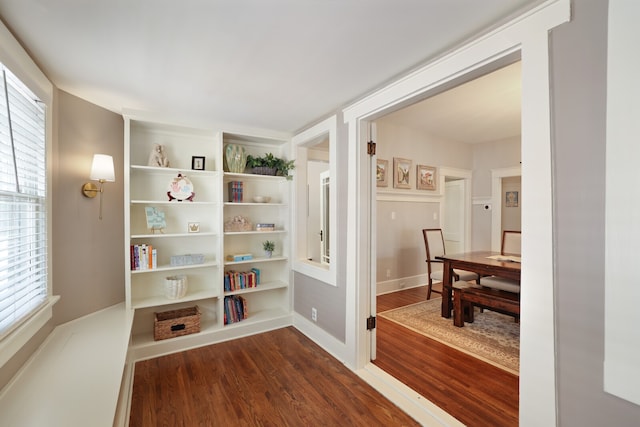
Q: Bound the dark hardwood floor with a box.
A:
[130,326,419,427]
[374,285,519,427]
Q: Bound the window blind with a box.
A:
[0,64,47,340]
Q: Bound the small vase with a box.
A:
[264,250,273,258]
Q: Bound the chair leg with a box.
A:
[426,278,432,300]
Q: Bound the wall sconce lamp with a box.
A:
[82,154,115,220]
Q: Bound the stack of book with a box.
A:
[130,244,157,270]
[224,295,248,324]
[228,181,243,202]
[224,268,260,291]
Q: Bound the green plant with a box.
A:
[262,240,275,252]
[246,152,295,180]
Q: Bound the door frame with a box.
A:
[342,1,570,424]
[441,167,472,253]
[491,166,522,251]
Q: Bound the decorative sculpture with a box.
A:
[148,144,170,167]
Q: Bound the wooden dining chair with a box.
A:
[480,229,522,294]
[501,230,521,256]
[422,228,479,300]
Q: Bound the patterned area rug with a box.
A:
[378,299,520,374]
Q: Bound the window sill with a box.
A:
[0,295,60,368]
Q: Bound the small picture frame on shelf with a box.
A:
[191,156,205,171]
[188,222,200,233]
[145,207,167,233]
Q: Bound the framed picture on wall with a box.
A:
[505,191,519,207]
[393,157,412,189]
[417,165,437,190]
[376,159,389,187]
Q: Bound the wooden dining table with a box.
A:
[436,251,521,318]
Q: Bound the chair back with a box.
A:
[502,230,521,255]
[423,228,446,261]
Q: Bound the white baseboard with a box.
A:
[376,275,425,295]
[293,312,347,364]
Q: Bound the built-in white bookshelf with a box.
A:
[124,115,292,359]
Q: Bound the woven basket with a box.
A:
[154,306,201,341]
[164,275,188,299]
[252,166,277,176]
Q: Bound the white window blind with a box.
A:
[0,63,47,340]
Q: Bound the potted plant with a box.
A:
[262,240,275,258]
[246,152,295,180]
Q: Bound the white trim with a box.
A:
[0,19,55,370]
[0,296,59,368]
[293,312,347,363]
[376,275,424,296]
[357,364,464,426]
[604,0,640,406]
[376,190,442,203]
[292,115,338,286]
[342,1,570,425]
[491,166,522,251]
[439,167,473,253]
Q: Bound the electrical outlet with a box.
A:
[386,269,391,278]
[311,307,318,322]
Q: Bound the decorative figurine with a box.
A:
[148,144,170,167]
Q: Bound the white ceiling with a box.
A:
[0,0,535,135]
[380,61,521,144]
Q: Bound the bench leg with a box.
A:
[453,289,465,327]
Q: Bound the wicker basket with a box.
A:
[154,306,201,341]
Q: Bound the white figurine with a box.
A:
[148,144,170,167]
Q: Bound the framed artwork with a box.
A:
[145,207,166,231]
[376,159,389,187]
[417,165,437,190]
[191,156,205,170]
[393,157,412,189]
[505,191,519,207]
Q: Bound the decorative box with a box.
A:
[170,253,205,266]
[153,306,200,341]
[226,253,253,262]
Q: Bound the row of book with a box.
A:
[130,244,157,271]
[224,295,248,325]
[224,268,261,292]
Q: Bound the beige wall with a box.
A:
[471,137,521,250]
[52,90,125,325]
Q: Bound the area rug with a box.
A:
[378,299,520,374]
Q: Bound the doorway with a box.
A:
[342,4,566,421]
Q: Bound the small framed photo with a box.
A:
[505,191,519,207]
[417,165,437,191]
[393,157,412,189]
[188,222,200,233]
[191,156,205,171]
[376,159,389,187]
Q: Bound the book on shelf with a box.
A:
[224,268,260,292]
[130,243,156,271]
[223,295,248,325]
[227,181,243,203]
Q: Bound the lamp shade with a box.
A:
[90,154,115,182]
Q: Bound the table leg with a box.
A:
[441,259,453,318]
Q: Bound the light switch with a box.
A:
[391,211,396,220]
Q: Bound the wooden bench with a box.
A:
[453,282,520,327]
